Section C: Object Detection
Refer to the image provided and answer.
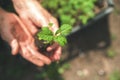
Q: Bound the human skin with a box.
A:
[0,0,61,66]
[12,0,62,61]
[0,8,55,66]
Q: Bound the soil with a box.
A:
[0,0,120,80]
[34,34,49,52]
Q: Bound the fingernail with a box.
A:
[11,40,18,55]
[55,55,60,60]
[47,47,52,51]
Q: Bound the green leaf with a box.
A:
[41,0,97,26]
[78,15,88,24]
[38,34,54,43]
[37,27,54,43]
[48,23,53,27]
[55,24,72,36]
[37,24,70,46]
[38,27,53,36]
[60,15,72,24]
[54,36,67,46]
[58,68,64,74]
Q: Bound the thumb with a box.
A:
[1,30,19,55]
[10,39,19,55]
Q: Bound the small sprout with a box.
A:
[107,49,116,58]
[37,23,72,46]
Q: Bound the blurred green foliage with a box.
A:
[111,33,117,40]
[35,62,70,80]
[107,48,116,58]
[109,70,120,80]
[41,0,97,26]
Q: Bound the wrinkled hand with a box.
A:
[0,11,52,66]
[12,0,62,61]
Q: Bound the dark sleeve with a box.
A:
[0,0,15,12]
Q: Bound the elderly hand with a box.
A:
[12,0,62,61]
[0,8,51,66]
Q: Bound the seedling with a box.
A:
[35,23,72,52]
[41,0,97,25]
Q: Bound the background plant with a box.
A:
[35,62,70,80]
[106,48,116,58]
[41,0,97,26]
[109,70,120,80]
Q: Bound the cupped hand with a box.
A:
[0,10,51,66]
[12,0,62,61]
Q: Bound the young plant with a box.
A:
[41,0,97,25]
[35,23,72,52]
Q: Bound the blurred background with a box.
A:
[0,0,120,80]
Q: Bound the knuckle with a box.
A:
[39,63,44,66]
[52,17,58,23]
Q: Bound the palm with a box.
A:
[0,13,51,66]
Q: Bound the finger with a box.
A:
[28,14,49,28]
[47,43,59,51]
[49,17,59,33]
[14,14,34,38]
[19,46,44,67]
[10,39,19,55]
[1,30,19,55]
[20,17,38,36]
[26,45,51,65]
[53,46,62,61]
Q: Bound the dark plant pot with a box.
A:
[34,33,51,56]
[35,36,49,52]
[68,0,114,36]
